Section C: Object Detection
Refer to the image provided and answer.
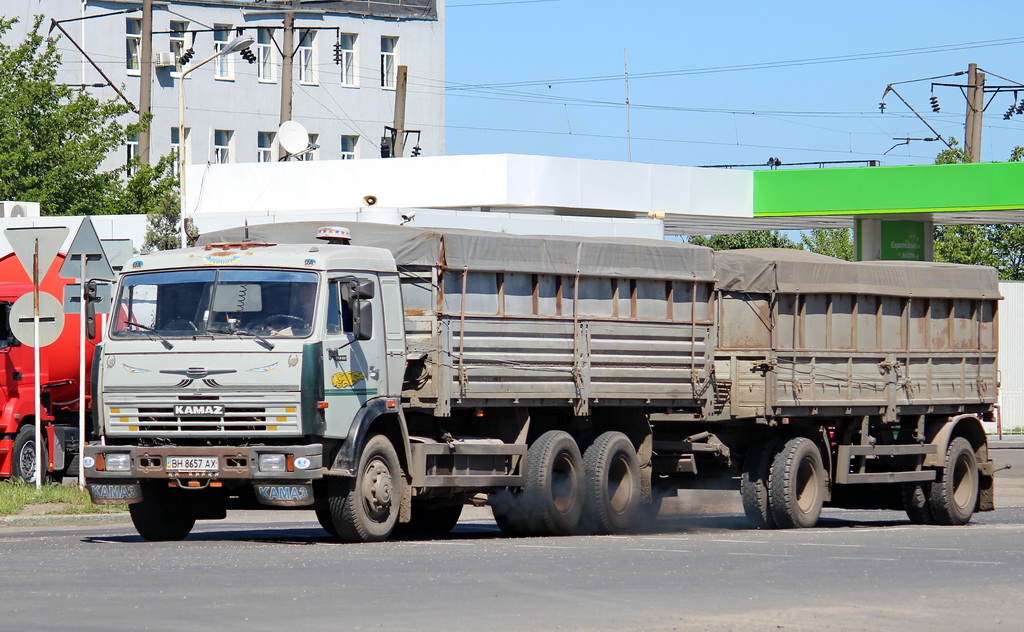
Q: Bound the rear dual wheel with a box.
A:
[741,437,825,530]
[582,432,641,534]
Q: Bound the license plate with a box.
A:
[166,456,219,473]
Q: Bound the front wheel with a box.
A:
[12,424,47,484]
[928,437,979,526]
[129,482,196,541]
[768,437,825,529]
[328,433,403,542]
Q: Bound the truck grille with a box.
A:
[106,394,301,435]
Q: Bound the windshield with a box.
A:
[111,268,318,339]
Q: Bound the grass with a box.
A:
[0,479,127,516]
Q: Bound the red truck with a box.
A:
[0,252,99,483]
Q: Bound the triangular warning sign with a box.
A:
[3,226,70,285]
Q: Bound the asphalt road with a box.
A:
[3,443,1024,632]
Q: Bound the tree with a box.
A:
[142,191,198,251]
[0,16,175,216]
[687,230,800,250]
[931,139,1024,280]
[801,228,853,261]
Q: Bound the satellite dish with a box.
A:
[278,120,310,156]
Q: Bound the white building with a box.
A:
[4,0,444,172]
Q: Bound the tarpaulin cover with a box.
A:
[198,221,715,281]
[715,248,1000,299]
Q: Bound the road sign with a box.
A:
[60,217,114,281]
[3,226,70,283]
[63,282,113,315]
[9,292,66,347]
[101,239,134,273]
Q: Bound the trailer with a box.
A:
[83,224,997,540]
[652,248,998,527]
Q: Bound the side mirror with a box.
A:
[342,280,374,341]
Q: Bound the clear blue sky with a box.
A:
[444,0,1024,168]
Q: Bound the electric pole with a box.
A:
[391,65,408,157]
[279,11,295,159]
[138,0,153,164]
[965,62,985,163]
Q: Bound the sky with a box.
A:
[442,0,1024,169]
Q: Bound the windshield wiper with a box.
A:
[123,322,174,350]
[225,328,275,351]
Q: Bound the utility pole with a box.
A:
[138,0,153,164]
[278,12,295,159]
[391,65,408,157]
[965,62,985,163]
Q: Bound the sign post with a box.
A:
[60,217,115,489]
[4,226,70,488]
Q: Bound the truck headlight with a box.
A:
[105,453,132,472]
[258,454,286,472]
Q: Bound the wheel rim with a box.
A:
[606,454,635,516]
[18,439,36,484]
[360,456,394,521]
[794,456,821,514]
[550,452,580,515]
[951,453,977,511]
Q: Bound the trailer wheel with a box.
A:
[328,433,403,542]
[582,431,641,534]
[902,482,936,525]
[129,482,196,541]
[769,437,825,529]
[397,500,464,537]
[523,430,585,535]
[740,438,781,529]
[12,424,47,485]
[927,437,978,526]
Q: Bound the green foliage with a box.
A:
[686,230,800,250]
[800,228,853,260]
[930,141,1024,279]
[0,479,124,515]
[0,16,176,216]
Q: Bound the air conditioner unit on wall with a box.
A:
[155,51,177,68]
[0,201,41,218]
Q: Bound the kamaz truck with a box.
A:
[84,223,996,541]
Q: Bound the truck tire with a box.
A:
[902,482,936,525]
[489,490,528,537]
[12,424,47,485]
[582,431,641,534]
[315,506,338,536]
[740,438,781,529]
[129,482,196,541]
[328,433,403,542]
[523,430,585,536]
[768,437,825,529]
[927,437,979,526]
[396,500,464,537]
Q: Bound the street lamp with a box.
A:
[178,34,255,248]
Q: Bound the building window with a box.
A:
[126,18,142,74]
[380,36,397,89]
[258,132,275,162]
[298,30,317,85]
[257,28,275,82]
[171,127,189,178]
[170,21,188,75]
[300,134,319,161]
[214,25,233,80]
[341,135,357,160]
[126,134,139,176]
[214,129,233,164]
[339,33,356,87]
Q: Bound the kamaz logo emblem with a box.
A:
[174,404,225,416]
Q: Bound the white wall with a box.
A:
[998,282,1024,434]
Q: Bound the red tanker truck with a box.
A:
[0,252,100,483]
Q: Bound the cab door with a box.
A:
[321,275,386,438]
